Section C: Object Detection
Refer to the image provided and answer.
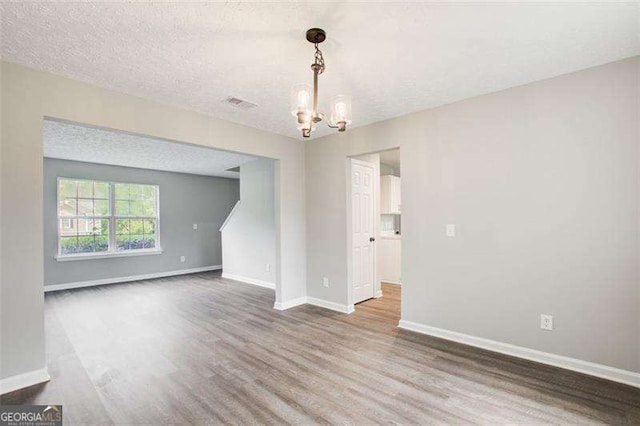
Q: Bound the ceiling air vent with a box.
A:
[223,96,258,110]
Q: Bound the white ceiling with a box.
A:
[3,3,639,139]
[43,120,259,179]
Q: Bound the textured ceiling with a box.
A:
[43,120,259,178]
[3,3,639,139]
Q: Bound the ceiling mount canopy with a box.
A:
[305,28,326,44]
[291,28,352,138]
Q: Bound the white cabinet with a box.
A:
[377,237,401,284]
[380,175,401,214]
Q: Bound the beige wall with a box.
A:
[2,56,639,386]
[306,57,640,372]
[222,158,276,285]
[0,62,306,381]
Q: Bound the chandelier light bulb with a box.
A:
[291,84,313,121]
[330,95,352,131]
[298,91,310,108]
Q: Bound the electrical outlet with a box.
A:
[193,223,198,230]
[266,263,271,272]
[446,224,456,237]
[540,314,553,331]
[180,256,186,263]
[322,277,329,288]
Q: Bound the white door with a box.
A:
[351,159,375,304]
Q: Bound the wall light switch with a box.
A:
[322,277,329,288]
[193,223,198,230]
[540,314,553,331]
[180,256,186,263]
[446,224,456,237]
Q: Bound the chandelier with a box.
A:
[291,28,352,138]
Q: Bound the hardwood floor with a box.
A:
[3,273,640,424]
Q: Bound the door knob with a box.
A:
[369,237,376,242]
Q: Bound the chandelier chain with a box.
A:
[314,43,325,74]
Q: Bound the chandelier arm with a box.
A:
[326,121,347,132]
[313,65,319,118]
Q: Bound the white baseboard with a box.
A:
[381,280,401,286]
[274,296,307,310]
[398,319,640,389]
[307,297,355,314]
[0,368,50,395]
[44,265,222,292]
[221,272,275,290]
[273,296,354,314]
[375,290,383,298]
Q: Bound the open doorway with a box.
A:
[347,148,401,318]
[42,118,278,300]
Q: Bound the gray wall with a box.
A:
[306,57,640,373]
[44,158,239,286]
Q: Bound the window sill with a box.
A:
[55,249,163,262]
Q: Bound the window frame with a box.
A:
[56,177,161,261]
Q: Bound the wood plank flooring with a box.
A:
[3,272,640,424]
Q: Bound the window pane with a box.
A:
[142,197,156,216]
[94,182,109,199]
[77,219,94,236]
[143,219,156,235]
[59,199,77,217]
[59,180,77,198]
[78,181,93,198]
[94,199,109,216]
[130,185,143,200]
[116,235,131,251]
[60,236,79,255]
[115,200,130,216]
[115,183,130,200]
[77,235,96,253]
[116,219,130,235]
[143,235,156,249]
[129,234,145,250]
[130,219,143,235]
[142,185,155,200]
[58,218,77,237]
[129,200,143,217]
[77,199,94,216]
[98,219,109,236]
[94,235,109,252]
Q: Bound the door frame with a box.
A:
[346,157,380,310]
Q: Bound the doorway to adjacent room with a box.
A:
[347,148,402,312]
